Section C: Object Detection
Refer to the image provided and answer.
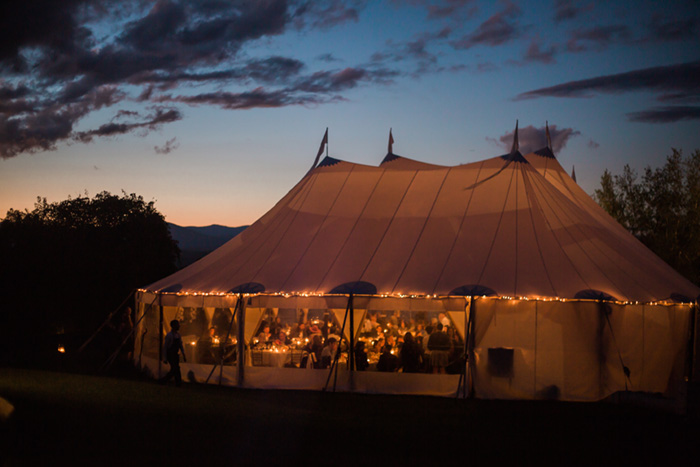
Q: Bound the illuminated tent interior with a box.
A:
[134,127,699,400]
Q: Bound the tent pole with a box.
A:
[101,294,157,371]
[467,296,476,398]
[324,295,351,392]
[217,297,240,385]
[237,295,246,387]
[158,303,164,380]
[78,289,136,353]
[349,295,355,392]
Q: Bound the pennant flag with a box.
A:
[510,120,519,153]
[571,165,577,183]
[388,128,394,154]
[546,120,552,151]
[309,128,328,172]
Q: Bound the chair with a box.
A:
[290,349,303,367]
[251,349,264,366]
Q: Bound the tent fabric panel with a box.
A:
[394,168,481,294]
[361,169,451,293]
[246,170,354,290]
[244,307,265,344]
[472,299,538,399]
[434,167,512,295]
[641,305,690,393]
[314,170,420,292]
[281,170,385,292]
[534,300,601,401]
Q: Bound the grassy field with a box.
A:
[1,367,699,466]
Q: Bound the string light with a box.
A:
[136,288,695,308]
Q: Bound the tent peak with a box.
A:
[381,152,402,164]
[316,155,342,168]
[533,146,556,159]
[500,150,528,163]
[510,120,519,154]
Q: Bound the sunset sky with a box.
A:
[1,0,698,227]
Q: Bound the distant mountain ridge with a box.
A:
[168,223,247,267]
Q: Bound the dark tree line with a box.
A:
[0,191,180,360]
[594,148,700,286]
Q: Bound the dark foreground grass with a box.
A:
[1,368,699,466]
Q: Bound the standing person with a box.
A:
[400,332,423,373]
[160,320,186,386]
[427,323,450,374]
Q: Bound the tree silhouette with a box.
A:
[0,191,180,356]
[594,149,700,286]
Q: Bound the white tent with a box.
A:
[135,131,699,400]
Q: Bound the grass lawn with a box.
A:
[1,367,699,466]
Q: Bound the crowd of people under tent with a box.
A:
[172,306,466,374]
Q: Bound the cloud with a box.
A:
[0,1,396,158]
[154,137,179,154]
[627,106,700,123]
[646,14,699,42]
[450,3,521,49]
[425,0,477,20]
[523,39,557,64]
[73,107,182,143]
[487,124,581,154]
[588,139,600,149]
[515,60,700,102]
[566,25,630,52]
[553,0,582,23]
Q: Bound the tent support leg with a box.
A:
[467,297,476,398]
[78,289,136,353]
[158,304,164,380]
[324,294,352,393]
[456,296,470,399]
[205,296,241,385]
[101,294,157,372]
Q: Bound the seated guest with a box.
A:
[320,337,339,369]
[361,313,378,336]
[273,331,289,347]
[400,332,423,373]
[372,337,385,354]
[257,324,272,346]
[377,344,399,372]
[292,321,307,339]
[354,341,369,371]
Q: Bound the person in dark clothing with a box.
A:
[400,332,423,373]
[354,340,369,371]
[427,322,451,374]
[377,344,400,372]
[160,320,186,386]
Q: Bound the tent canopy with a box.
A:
[146,147,699,303]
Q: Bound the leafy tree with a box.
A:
[0,191,180,352]
[594,149,700,286]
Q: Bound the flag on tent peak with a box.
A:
[308,128,328,173]
[388,129,394,154]
[571,165,577,183]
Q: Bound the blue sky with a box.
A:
[1,0,698,226]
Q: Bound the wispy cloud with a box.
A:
[516,61,700,101]
[155,137,180,154]
[450,3,521,49]
[516,60,700,123]
[627,106,700,123]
